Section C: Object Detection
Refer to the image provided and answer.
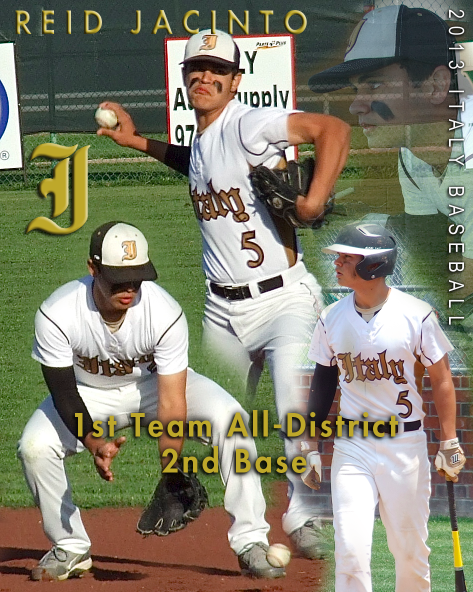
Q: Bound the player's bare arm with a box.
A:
[157,369,187,469]
[287,113,351,221]
[96,101,190,175]
[428,354,457,442]
[429,354,466,483]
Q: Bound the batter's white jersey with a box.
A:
[308,288,453,422]
[189,99,302,284]
[32,276,188,388]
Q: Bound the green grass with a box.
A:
[22,132,170,161]
[0,185,287,509]
[0,127,457,193]
[0,180,401,509]
[0,133,403,193]
[1,181,472,590]
[1,133,188,190]
[319,518,473,592]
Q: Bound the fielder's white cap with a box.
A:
[309,5,454,92]
[181,29,240,68]
[89,221,157,284]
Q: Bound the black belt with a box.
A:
[210,274,284,301]
[341,418,421,435]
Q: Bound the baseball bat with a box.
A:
[447,479,468,592]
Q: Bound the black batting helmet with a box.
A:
[322,223,397,280]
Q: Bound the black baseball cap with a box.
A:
[89,221,157,284]
[309,5,455,93]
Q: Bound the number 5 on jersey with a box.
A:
[396,390,413,418]
[241,230,264,268]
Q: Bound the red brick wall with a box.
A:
[295,373,473,517]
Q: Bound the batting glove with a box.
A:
[300,441,322,490]
[434,438,466,482]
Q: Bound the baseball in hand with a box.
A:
[95,107,118,129]
[266,543,291,568]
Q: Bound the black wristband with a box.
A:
[163,144,191,176]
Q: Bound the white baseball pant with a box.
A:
[202,264,323,535]
[17,368,270,555]
[331,430,431,592]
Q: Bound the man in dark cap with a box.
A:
[309,5,473,319]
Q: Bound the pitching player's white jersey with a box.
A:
[308,288,453,422]
[189,99,302,284]
[32,276,188,389]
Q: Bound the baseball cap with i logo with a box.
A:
[309,5,455,92]
[89,221,157,283]
[181,29,240,68]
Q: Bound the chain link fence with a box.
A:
[1,131,188,190]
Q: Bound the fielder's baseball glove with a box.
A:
[249,158,334,229]
[136,461,208,536]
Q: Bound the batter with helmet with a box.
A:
[97,29,350,558]
[300,222,466,592]
[18,221,285,581]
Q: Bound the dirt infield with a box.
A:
[0,484,326,592]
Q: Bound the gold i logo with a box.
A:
[199,34,218,51]
[122,240,137,261]
[27,143,89,235]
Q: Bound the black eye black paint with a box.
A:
[371,101,395,121]
[188,79,223,93]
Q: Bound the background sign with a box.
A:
[0,42,23,170]
[165,34,296,160]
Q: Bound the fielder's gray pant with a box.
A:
[18,369,270,555]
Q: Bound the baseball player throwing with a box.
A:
[300,222,466,591]
[18,221,285,581]
[97,29,350,557]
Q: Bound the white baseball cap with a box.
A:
[181,29,240,68]
[309,5,454,92]
[89,222,157,283]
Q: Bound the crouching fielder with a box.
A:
[301,223,466,592]
[18,222,282,581]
